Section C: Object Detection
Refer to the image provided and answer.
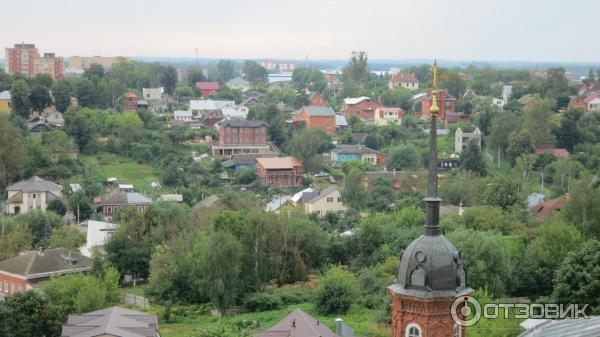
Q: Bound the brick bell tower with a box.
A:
[387,61,473,337]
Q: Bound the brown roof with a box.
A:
[531,195,568,220]
[255,309,338,337]
[0,248,92,279]
[390,72,418,83]
[123,92,138,98]
[256,156,302,169]
[61,306,159,337]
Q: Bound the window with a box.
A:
[405,324,421,337]
[337,197,342,202]
[327,197,334,203]
[107,206,112,214]
[454,324,461,337]
[32,193,37,199]
[4,281,8,292]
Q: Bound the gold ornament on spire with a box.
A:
[430,60,439,116]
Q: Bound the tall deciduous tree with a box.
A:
[506,130,534,166]
[461,139,487,176]
[243,60,267,84]
[554,108,584,152]
[64,108,97,152]
[288,128,330,173]
[28,85,52,113]
[10,79,31,118]
[51,79,73,113]
[388,144,420,170]
[0,114,25,190]
[343,51,369,84]
[342,168,366,210]
[523,96,556,148]
[161,65,178,95]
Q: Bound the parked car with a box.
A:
[314,171,329,177]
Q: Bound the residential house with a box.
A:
[255,309,339,337]
[95,191,152,219]
[265,195,294,213]
[196,82,220,98]
[351,132,368,145]
[527,192,545,208]
[222,153,277,170]
[0,90,11,114]
[491,96,505,110]
[517,94,534,107]
[5,176,62,214]
[122,92,138,111]
[61,306,160,337]
[142,87,163,101]
[341,96,378,121]
[294,106,336,133]
[388,72,419,90]
[77,220,118,257]
[568,97,587,111]
[160,194,184,202]
[291,187,316,204]
[455,127,481,154]
[226,77,251,92]
[0,248,92,295]
[267,72,293,85]
[330,144,387,168]
[536,147,570,159]
[256,157,303,187]
[173,110,193,122]
[374,106,404,126]
[44,109,64,125]
[444,112,469,127]
[212,118,271,157]
[189,99,235,116]
[335,115,348,133]
[419,89,456,120]
[518,317,600,337]
[260,60,296,72]
[309,92,328,106]
[584,93,600,113]
[320,69,343,94]
[530,195,568,220]
[298,187,346,218]
[221,105,250,119]
[463,89,478,101]
[502,85,513,104]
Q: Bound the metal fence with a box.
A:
[121,293,149,308]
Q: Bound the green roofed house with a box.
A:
[0,248,92,295]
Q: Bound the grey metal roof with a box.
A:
[265,195,293,212]
[0,248,92,279]
[6,176,62,193]
[518,316,600,337]
[0,90,11,100]
[61,306,159,337]
[99,192,151,206]
[332,144,380,155]
[219,117,267,128]
[303,106,335,117]
[302,187,339,204]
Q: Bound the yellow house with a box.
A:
[301,187,346,218]
[0,90,11,114]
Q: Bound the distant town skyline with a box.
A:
[2,0,600,63]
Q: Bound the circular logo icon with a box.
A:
[451,296,481,327]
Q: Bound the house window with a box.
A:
[337,197,342,202]
[107,206,112,214]
[11,281,14,293]
[4,281,8,292]
[327,197,334,203]
[405,324,422,337]
[32,193,36,199]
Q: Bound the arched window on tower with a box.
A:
[405,323,422,337]
[454,324,461,337]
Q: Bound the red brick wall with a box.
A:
[420,91,455,120]
[218,125,267,146]
[389,292,466,337]
[299,110,335,133]
[0,272,27,295]
[342,99,378,121]
[310,93,328,106]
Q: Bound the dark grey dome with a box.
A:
[390,233,469,298]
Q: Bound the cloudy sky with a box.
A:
[2,0,599,62]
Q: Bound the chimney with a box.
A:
[335,318,343,336]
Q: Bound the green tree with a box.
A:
[342,168,366,209]
[83,63,105,84]
[488,112,519,155]
[543,67,570,100]
[523,96,556,147]
[105,233,152,285]
[554,108,584,152]
[460,140,487,176]
[482,175,521,210]
[161,65,178,95]
[563,180,600,239]
[46,226,86,250]
[288,128,330,173]
[343,51,369,84]
[552,240,600,309]
[14,211,64,246]
[51,79,73,113]
[532,222,582,268]
[0,114,25,190]
[388,144,420,170]
[195,231,243,314]
[28,84,52,113]
[0,291,63,337]
[506,130,534,166]
[74,78,98,108]
[68,190,93,221]
[447,229,511,297]
[64,108,97,152]
[215,60,236,83]
[187,65,206,88]
[46,199,67,216]
[314,266,358,315]
[243,60,267,84]
[10,79,31,118]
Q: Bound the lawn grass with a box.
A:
[74,153,159,192]
[158,302,382,337]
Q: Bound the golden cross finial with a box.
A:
[430,60,439,116]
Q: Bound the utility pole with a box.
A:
[541,173,544,195]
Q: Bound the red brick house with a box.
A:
[122,92,138,111]
[309,92,328,106]
[295,106,336,133]
[567,97,587,111]
[419,89,455,120]
[0,248,92,295]
[196,82,220,98]
[341,96,379,121]
[212,118,271,157]
[531,195,568,220]
[256,157,303,187]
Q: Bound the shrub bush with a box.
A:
[314,266,358,314]
[242,292,283,312]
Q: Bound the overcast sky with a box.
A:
[2,0,599,62]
